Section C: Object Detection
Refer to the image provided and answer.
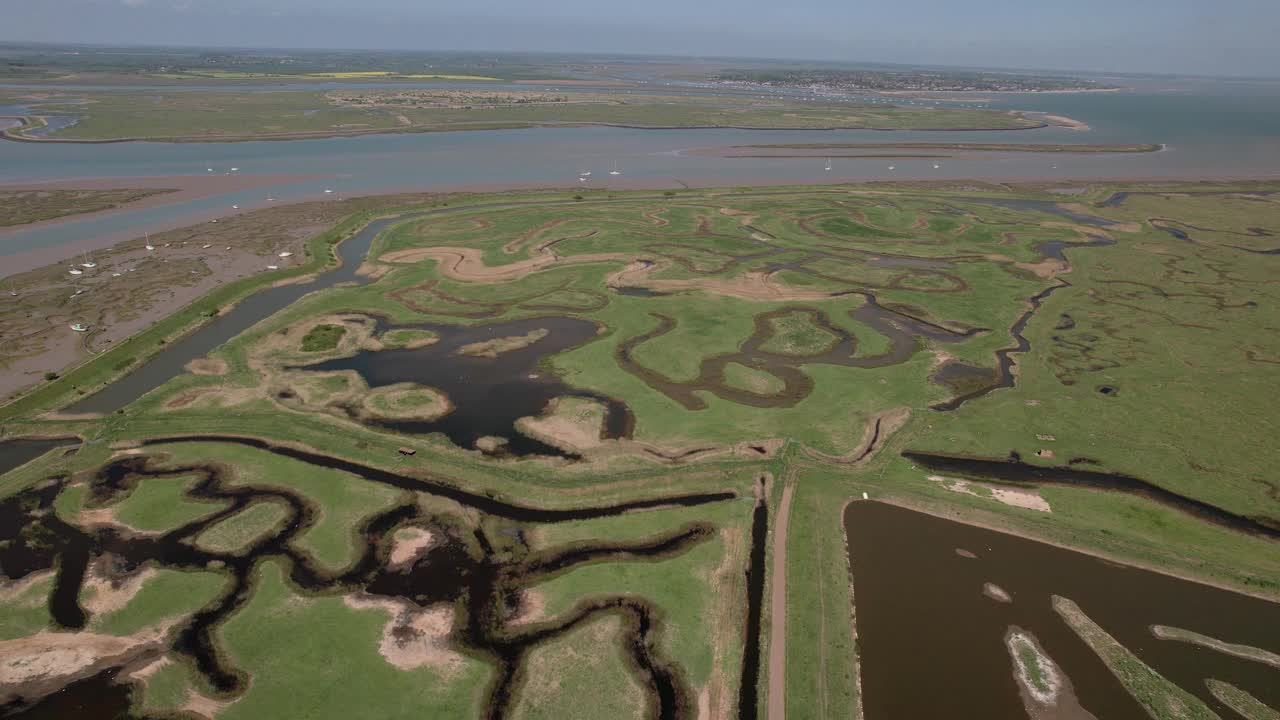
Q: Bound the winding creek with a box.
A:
[0,146,1274,717]
[1,437,741,717]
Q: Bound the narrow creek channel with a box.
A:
[1,438,737,717]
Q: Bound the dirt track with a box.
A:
[767,483,796,720]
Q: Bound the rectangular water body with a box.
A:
[844,501,1280,719]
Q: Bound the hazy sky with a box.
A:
[5,0,1279,76]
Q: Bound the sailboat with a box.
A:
[80,253,97,269]
[609,161,621,176]
[69,266,83,276]
[70,323,88,332]
[145,233,155,251]
[825,158,832,172]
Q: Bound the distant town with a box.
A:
[712,68,1117,93]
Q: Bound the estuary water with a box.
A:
[1,75,1278,266]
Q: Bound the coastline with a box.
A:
[0,116,1049,145]
[8,170,1280,277]
[0,174,331,239]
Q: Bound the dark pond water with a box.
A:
[290,315,632,457]
[0,438,79,477]
[845,501,1280,720]
[63,196,630,418]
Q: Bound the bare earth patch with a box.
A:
[475,436,509,454]
[505,589,548,627]
[1044,114,1092,131]
[387,527,436,571]
[0,624,173,703]
[183,358,228,376]
[928,475,1052,512]
[984,582,1013,603]
[125,654,171,681]
[0,571,55,605]
[608,260,834,301]
[82,562,157,616]
[343,594,463,676]
[380,246,629,282]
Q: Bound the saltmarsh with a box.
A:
[1,181,1277,720]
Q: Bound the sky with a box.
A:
[4,0,1279,77]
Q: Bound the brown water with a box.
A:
[845,501,1280,719]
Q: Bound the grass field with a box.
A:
[1,181,1277,719]
[0,87,1044,142]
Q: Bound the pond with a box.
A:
[845,501,1280,719]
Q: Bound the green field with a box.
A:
[0,87,1044,142]
[1,181,1277,718]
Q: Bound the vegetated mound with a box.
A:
[360,383,454,422]
[301,324,347,352]
[457,329,550,358]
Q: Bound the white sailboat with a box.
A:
[825,158,832,172]
[70,323,88,332]
[609,161,621,176]
[80,253,97,269]
[68,266,83,276]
